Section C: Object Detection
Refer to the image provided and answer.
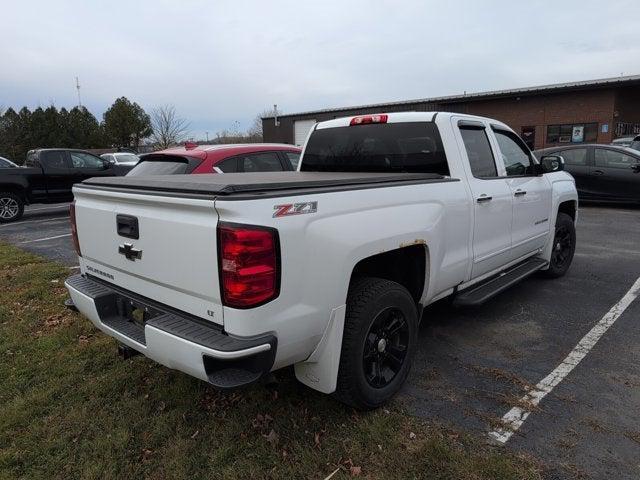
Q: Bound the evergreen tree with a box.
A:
[103,97,152,148]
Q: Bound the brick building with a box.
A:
[262,75,640,150]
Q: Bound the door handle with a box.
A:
[514,190,527,197]
[592,170,604,176]
[476,195,492,203]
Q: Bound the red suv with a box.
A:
[127,143,301,176]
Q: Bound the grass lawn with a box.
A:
[0,242,542,479]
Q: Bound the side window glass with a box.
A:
[559,148,587,166]
[594,149,638,169]
[242,152,283,172]
[494,130,533,176]
[216,157,238,173]
[459,127,497,178]
[70,152,104,169]
[285,152,301,169]
[42,151,69,170]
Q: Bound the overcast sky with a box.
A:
[2,0,639,139]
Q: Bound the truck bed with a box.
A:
[79,171,455,199]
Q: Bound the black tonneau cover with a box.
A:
[79,172,451,198]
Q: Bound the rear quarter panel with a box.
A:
[215,180,470,369]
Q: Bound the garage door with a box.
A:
[294,119,316,146]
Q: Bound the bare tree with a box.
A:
[247,107,278,141]
[150,105,190,149]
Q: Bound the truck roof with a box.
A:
[314,111,510,131]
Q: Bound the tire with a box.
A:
[0,192,24,223]
[334,277,418,410]
[543,212,576,278]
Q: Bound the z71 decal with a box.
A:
[273,201,318,218]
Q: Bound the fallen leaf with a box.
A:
[263,429,279,447]
[409,432,416,440]
[350,466,362,476]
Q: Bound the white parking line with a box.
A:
[25,205,69,212]
[0,217,68,229]
[1,218,69,229]
[18,233,72,244]
[489,276,640,444]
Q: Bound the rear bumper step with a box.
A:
[65,274,277,389]
[453,258,548,307]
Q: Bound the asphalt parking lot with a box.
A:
[405,205,640,479]
[1,203,638,479]
[0,203,75,266]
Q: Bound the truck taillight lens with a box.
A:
[350,114,388,126]
[69,201,81,257]
[218,223,280,308]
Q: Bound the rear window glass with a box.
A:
[115,154,140,163]
[127,161,189,176]
[301,122,449,175]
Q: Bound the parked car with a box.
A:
[0,156,20,168]
[101,152,141,166]
[610,137,634,147]
[100,152,141,175]
[630,135,640,152]
[0,148,118,222]
[125,143,301,176]
[65,112,577,409]
[534,144,640,203]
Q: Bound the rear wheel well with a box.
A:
[350,245,426,308]
[558,200,576,221]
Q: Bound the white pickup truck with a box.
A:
[65,112,577,409]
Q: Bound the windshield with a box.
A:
[301,122,449,175]
[630,141,640,152]
[0,157,17,168]
[115,154,140,164]
[127,160,189,176]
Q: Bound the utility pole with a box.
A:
[205,131,209,142]
[75,76,82,108]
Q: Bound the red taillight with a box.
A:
[69,201,81,257]
[218,223,279,308]
[350,114,388,126]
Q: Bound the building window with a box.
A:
[546,123,597,144]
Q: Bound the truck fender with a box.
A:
[294,304,346,394]
[539,173,578,267]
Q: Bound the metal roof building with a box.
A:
[262,75,640,150]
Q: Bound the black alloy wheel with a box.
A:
[363,307,409,388]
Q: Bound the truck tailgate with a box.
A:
[73,186,224,326]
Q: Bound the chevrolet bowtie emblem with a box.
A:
[118,243,142,261]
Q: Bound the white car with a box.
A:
[100,152,140,166]
[66,112,578,408]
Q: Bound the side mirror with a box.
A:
[540,155,565,173]
[632,163,640,174]
[102,159,112,169]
